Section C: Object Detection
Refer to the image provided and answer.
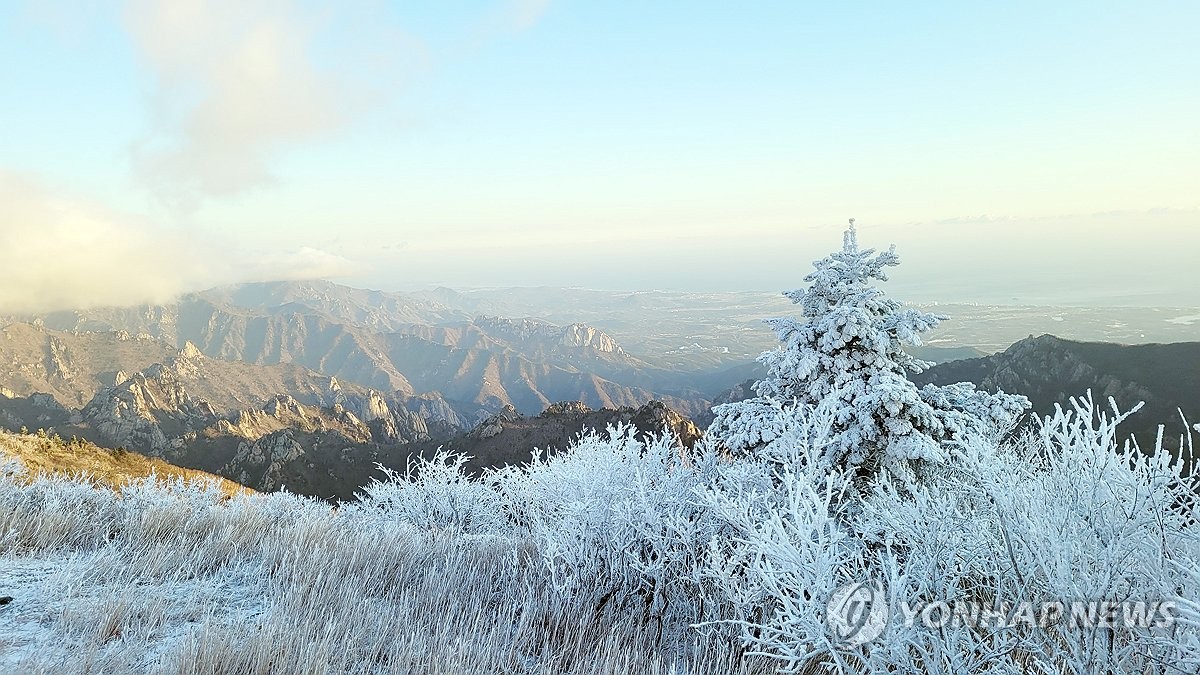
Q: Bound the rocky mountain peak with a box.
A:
[361,391,391,421]
[474,316,625,355]
[264,395,307,421]
[224,431,306,492]
[469,404,522,440]
[179,341,204,360]
[541,401,592,417]
[46,336,76,380]
[562,324,622,353]
[626,400,702,447]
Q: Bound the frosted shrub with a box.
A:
[701,452,860,671]
[0,471,127,552]
[1,436,771,674]
[724,395,1200,674]
[349,451,511,536]
[2,399,1197,673]
[495,425,733,627]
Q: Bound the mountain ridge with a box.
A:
[17,282,707,419]
[914,334,1200,454]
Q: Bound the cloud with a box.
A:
[235,246,359,284]
[123,0,423,206]
[0,172,357,314]
[24,0,542,208]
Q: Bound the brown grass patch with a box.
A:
[0,430,251,498]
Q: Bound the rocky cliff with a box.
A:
[0,339,465,494]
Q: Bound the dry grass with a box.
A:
[0,431,249,498]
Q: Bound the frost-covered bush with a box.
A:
[495,425,734,625]
[0,447,763,674]
[709,221,1029,482]
[0,470,129,552]
[346,426,751,635]
[713,394,1200,674]
[699,407,861,670]
[348,451,512,536]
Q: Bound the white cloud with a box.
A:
[123,0,423,206]
[23,0,546,208]
[236,246,359,284]
[0,172,357,314]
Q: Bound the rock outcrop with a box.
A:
[224,431,307,491]
[468,405,522,440]
[82,364,218,456]
[407,400,704,478]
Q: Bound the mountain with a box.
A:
[0,322,465,431]
[0,322,178,407]
[0,281,728,497]
[0,331,472,493]
[25,282,706,418]
[914,335,1200,456]
[381,323,705,417]
[0,318,708,498]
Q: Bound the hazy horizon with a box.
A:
[3,2,1197,313]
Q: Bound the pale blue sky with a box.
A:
[1,1,1197,311]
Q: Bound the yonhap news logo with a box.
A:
[826,582,1179,649]
[825,582,889,648]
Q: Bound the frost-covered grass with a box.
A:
[0,433,764,674]
[2,399,1197,674]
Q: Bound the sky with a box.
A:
[1,0,1198,312]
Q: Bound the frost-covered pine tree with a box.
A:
[709,220,1029,481]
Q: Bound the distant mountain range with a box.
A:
[22,281,710,416]
[0,281,739,497]
[6,280,1194,498]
